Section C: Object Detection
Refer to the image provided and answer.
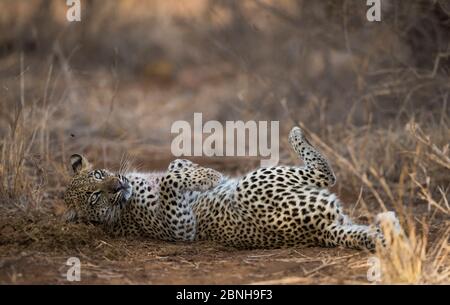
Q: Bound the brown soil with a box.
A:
[0,212,374,285]
[0,156,385,285]
[0,156,445,285]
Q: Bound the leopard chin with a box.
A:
[104,187,132,227]
[122,185,132,201]
[103,204,123,229]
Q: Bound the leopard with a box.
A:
[64,126,400,250]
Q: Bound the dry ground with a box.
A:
[0,0,449,284]
[0,154,447,285]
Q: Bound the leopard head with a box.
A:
[64,154,132,225]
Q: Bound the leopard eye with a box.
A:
[93,170,103,180]
[89,191,102,205]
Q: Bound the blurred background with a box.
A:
[0,0,448,284]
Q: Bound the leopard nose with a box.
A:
[109,177,124,193]
[114,176,130,193]
[112,181,122,193]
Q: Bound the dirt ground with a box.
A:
[0,209,388,284]
[0,156,445,285]
[0,238,373,285]
[0,206,445,285]
[0,157,367,285]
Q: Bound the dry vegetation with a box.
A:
[0,0,449,284]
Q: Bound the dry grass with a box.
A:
[375,216,449,284]
[287,119,450,284]
[371,122,450,284]
[0,0,449,284]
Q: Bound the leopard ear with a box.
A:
[70,154,92,174]
[63,207,78,222]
